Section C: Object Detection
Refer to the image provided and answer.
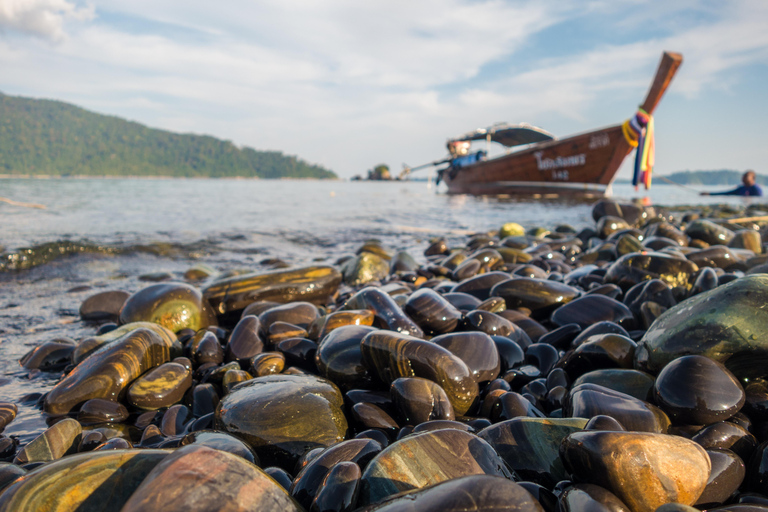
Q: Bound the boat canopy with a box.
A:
[447,123,555,149]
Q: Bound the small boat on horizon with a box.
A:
[403,51,683,198]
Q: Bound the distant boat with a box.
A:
[405,51,683,197]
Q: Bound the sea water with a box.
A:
[0,178,763,443]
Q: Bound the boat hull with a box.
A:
[442,124,632,197]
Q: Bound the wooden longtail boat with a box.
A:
[425,52,683,197]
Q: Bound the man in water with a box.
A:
[700,170,763,196]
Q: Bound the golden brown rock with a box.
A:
[561,431,711,512]
[44,327,174,415]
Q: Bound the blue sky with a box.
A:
[0,1,766,179]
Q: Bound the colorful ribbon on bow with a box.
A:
[621,108,655,190]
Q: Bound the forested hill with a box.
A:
[0,93,337,179]
[659,170,768,186]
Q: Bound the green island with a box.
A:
[617,169,768,186]
[0,92,337,179]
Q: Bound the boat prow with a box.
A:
[439,51,683,197]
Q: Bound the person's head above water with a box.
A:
[743,170,757,186]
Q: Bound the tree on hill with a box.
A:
[367,164,392,180]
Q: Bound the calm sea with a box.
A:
[0,177,763,442]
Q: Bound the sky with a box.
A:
[0,0,767,180]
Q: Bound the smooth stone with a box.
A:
[390,377,454,425]
[731,229,763,254]
[310,461,360,512]
[126,361,192,410]
[259,301,320,332]
[451,258,481,281]
[364,475,545,512]
[636,275,768,382]
[585,415,626,431]
[463,309,515,336]
[72,321,177,365]
[573,369,655,401]
[121,445,302,511]
[391,250,420,273]
[316,325,377,392]
[268,322,309,345]
[358,429,513,505]
[501,222,526,238]
[13,418,82,464]
[493,335,526,372]
[550,295,634,329]
[0,463,25,492]
[0,449,168,512]
[431,331,500,384]
[351,403,399,432]
[94,438,133,451]
[360,330,478,416]
[478,417,588,487]
[560,431,711,512]
[623,279,676,316]
[411,420,474,433]
[559,483,632,512]
[291,438,382,509]
[696,448,745,507]
[19,339,76,372]
[490,391,544,422]
[249,352,286,377]
[160,404,190,436]
[0,404,17,432]
[79,431,107,452]
[192,383,220,417]
[566,383,670,433]
[559,334,637,380]
[341,252,390,285]
[215,374,347,469]
[403,288,462,335]
[525,343,559,375]
[44,327,175,415]
[688,246,744,270]
[203,266,342,316]
[193,331,224,365]
[491,278,580,319]
[685,219,735,246]
[276,338,318,371]
[604,252,698,291]
[344,287,424,338]
[690,267,720,296]
[119,282,217,333]
[77,399,129,425]
[453,272,512,301]
[179,430,258,465]
[497,310,548,343]
[443,292,482,312]
[79,290,131,321]
[654,355,745,425]
[225,315,264,362]
[692,421,757,462]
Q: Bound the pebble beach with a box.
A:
[1,180,768,511]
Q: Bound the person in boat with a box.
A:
[700,170,763,196]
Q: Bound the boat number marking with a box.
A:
[589,134,610,149]
[552,170,569,181]
[534,151,586,171]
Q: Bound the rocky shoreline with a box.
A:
[1,198,768,511]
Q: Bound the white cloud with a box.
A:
[0,0,93,41]
[0,1,766,177]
